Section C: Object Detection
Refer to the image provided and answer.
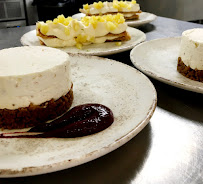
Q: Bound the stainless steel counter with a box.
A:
[139,0,203,21]
[0,17,203,184]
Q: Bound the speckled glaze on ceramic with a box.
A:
[0,54,157,178]
[20,27,146,56]
[72,12,157,27]
[130,37,203,93]
[126,12,157,27]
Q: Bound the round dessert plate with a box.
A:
[126,12,157,27]
[72,12,157,27]
[20,27,146,56]
[0,54,156,177]
[130,37,203,94]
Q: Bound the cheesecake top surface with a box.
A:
[182,28,203,43]
[0,46,69,76]
[179,28,203,70]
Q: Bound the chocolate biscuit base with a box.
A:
[177,57,203,82]
[0,85,73,129]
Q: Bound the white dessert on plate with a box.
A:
[36,14,131,48]
[0,46,73,129]
[80,0,141,20]
[177,28,203,82]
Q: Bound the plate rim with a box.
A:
[0,53,157,178]
[130,37,203,94]
[20,27,146,56]
[126,12,157,27]
[72,12,157,27]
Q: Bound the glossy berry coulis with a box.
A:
[0,104,114,138]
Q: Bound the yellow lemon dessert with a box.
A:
[36,14,131,48]
[80,0,141,20]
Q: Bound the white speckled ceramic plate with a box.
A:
[72,12,157,27]
[0,54,156,178]
[20,27,146,56]
[126,12,157,27]
[130,37,203,93]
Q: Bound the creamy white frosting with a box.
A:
[122,12,137,17]
[42,20,83,41]
[39,34,123,47]
[38,20,127,38]
[81,1,140,14]
[179,28,203,70]
[37,16,128,47]
[0,46,71,109]
[85,22,127,37]
[88,2,117,14]
[94,35,121,43]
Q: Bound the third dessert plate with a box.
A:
[72,12,157,27]
[0,54,156,177]
[130,37,203,93]
[20,27,146,56]
[126,12,157,27]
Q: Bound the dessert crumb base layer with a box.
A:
[177,57,203,82]
[0,85,73,130]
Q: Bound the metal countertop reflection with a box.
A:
[0,16,203,184]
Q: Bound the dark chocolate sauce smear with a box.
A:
[0,104,114,138]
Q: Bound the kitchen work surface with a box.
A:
[0,16,203,184]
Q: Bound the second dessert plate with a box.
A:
[72,12,157,27]
[130,37,203,93]
[0,54,156,177]
[21,27,146,56]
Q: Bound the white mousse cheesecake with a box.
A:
[0,46,73,129]
[177,28,203,82]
